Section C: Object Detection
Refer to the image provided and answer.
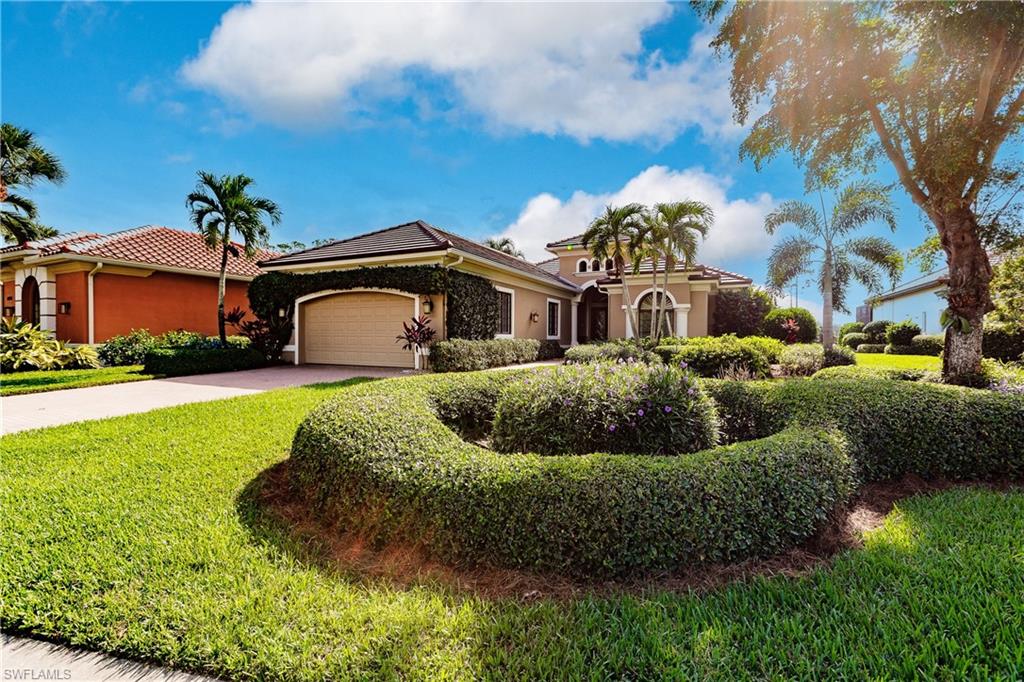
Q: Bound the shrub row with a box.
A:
[778,344,855,376]
[429,338,540,372]
[564,339,660,365]
[655,335,784,378]
[857,343,886,353]
[811,365,938,383]
[289,372,854,577]
[984,324,1024,362]
[911,334,944,356]
[702,377,1024,481]
[143,347,265,377]
[99,328,250,366]
[492,363,720,456]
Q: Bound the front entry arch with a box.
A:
[21,276,40,327]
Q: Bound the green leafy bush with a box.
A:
[492,363,720,456]
[838,321,864,341]
[811,365,937,382]
[655,335,775,378]
[429,338,539,372]
[885,320,922,346]
[702,378,1024,481]
[565,339,661,365]
[983,324,1024,362]
[290,372,854,576]
[537,339,565,360]
[841,332,870,350]
[762,307,818,343]
[862,320,892,343]
[884,344,917,355]
[711,288,775,337]
[1,318,99,372]
[143,347,265,377]
[857,343,886,353]
[824,344,856,367]
[779,344,824,376]
[98,329,158,366]
[911,334,944,356]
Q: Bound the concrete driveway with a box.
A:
[1,365,409,435]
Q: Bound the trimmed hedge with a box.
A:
[762,307,818,343]
[143,347,266,377]
[779,344,825,376]
[654,335,780,378]
[537,339,565,360]
[289,372,854,576]
[841,332,870,350]
[564,340,661,365]
[703,378,1024,481]
[885,320,921,346]
[812,365,937,383]
[492,363,720,456]
[884,344,917,355]
[862,320,892,343]
[984,324,1024,362]
[911,334,944,356]
[838,321,864,341]
[857,343,886,353]
[429,338,539,372]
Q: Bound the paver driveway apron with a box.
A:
[0,365,408,434]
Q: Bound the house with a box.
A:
[0,226,273,343]
[867,266,949,334]
[258,220,751,368]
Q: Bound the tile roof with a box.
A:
[1,226,274,278]
[261,220,578,291]
[535,257,560,274]
[546,234,586,248]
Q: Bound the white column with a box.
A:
[570,300,579,346]
[674,305,691,338]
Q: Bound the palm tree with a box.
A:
[651,201,714,342]
[1,123,66,243]
[764,181,904,347]
[633,211,668,338]
[582,203,645,337]
[484,236,524,258]
[186,171,281,345]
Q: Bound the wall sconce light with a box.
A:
[2,307,14,317]
[58,302,71,314]
[422,297,433,314]
[529,311,540,323]
[278,307,287,318]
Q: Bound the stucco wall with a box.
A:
[501,283,572,345]
[872,285,947,334]
[55,271,89,342]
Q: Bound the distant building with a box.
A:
[866,267,948,334]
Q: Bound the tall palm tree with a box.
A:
[764,181,903,347]
[484,236,524,258]
[633,211,668,338]
[186,171,281,345]
[1,123,66,243]
[582,203,645,337]
[651,201,714,342]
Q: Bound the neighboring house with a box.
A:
[867,266,949,334]
[0,226,272,343]
[259,220,751,368]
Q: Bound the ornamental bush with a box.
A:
[654,335,776,378]
[811,365,937,383]
[702,378,1024,481]
[491,363,720,456]
[778,344,825,376]
[911,334,944,356]
[143,347,265,377]
[564,339,661,365]
[862,320,892,343]
[289,372,854,576]
[537,339,565,360]
[884,344,917,355]
[98,329,158,366]
[711,288,775,337]
[0,318,99,372]
[838,321,864,341]
[841,332,870,350]
[824,344,856,367]
[762,307,818,343]
[983,324,1024,362]
[429,338,539,372]
[885,320,922,346]
[857,343,886,353]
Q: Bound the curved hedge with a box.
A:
[289,371,854,577]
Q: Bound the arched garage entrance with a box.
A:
[297,289,419,368]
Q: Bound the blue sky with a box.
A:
[2,1,978,322]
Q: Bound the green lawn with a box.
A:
[855,351,941,371]
[2,379,1022,680]
[1,365,155,396]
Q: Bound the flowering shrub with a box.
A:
[492,362,720,455]
[779,344,824,376]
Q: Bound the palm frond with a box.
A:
[831,180,897,235]
[763,200,821,236]
[766,235,818,294]
[841,235,904,288]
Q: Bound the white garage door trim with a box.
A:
[294,288,420,369]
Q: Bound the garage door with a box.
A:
[301,292,415,368]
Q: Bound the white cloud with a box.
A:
[182,2,736,143]
[497,165,776,263]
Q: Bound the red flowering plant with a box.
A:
[782,318,801,344]
[396,315,436,353]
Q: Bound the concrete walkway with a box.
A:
[1,365,408,434]
[1,635,217,681]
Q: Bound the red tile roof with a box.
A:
[1,226,275,278]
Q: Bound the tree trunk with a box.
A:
[649,255,659,339]
[937,205,993,383]
[218,228,230,346]
[822,246,834,348]
[657,258,672,342]
[617,257,640,340]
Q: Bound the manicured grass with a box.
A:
[855,352,941,371]
[0,365,155,396]
[2,379,1022,679]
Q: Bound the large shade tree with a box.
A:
[187,172,281,345]
[582,203,645,337]
[1,123,65,244]
[764,181,904,348]
[697,1,1024,381]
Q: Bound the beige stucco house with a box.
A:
[258,220,751,368]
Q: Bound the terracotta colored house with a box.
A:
[259,220,751,368]
[0,226,272,344]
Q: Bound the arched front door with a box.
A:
[21,276,40,326]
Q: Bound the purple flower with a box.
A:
[663,405,673,413]
[637,408,645,417]
[687,388,696,396]
[608,424,617,432]
[679,361,688,369]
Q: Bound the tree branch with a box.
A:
[866,100,930,211]
[973,25,1006,127]
[967,84,1024,203]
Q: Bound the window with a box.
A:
[577,259,588,273]
[591,259,600,272]
[546,299,560,339]
[604,258,613,271]
[637,291,672,337]
[496,287,514,337]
